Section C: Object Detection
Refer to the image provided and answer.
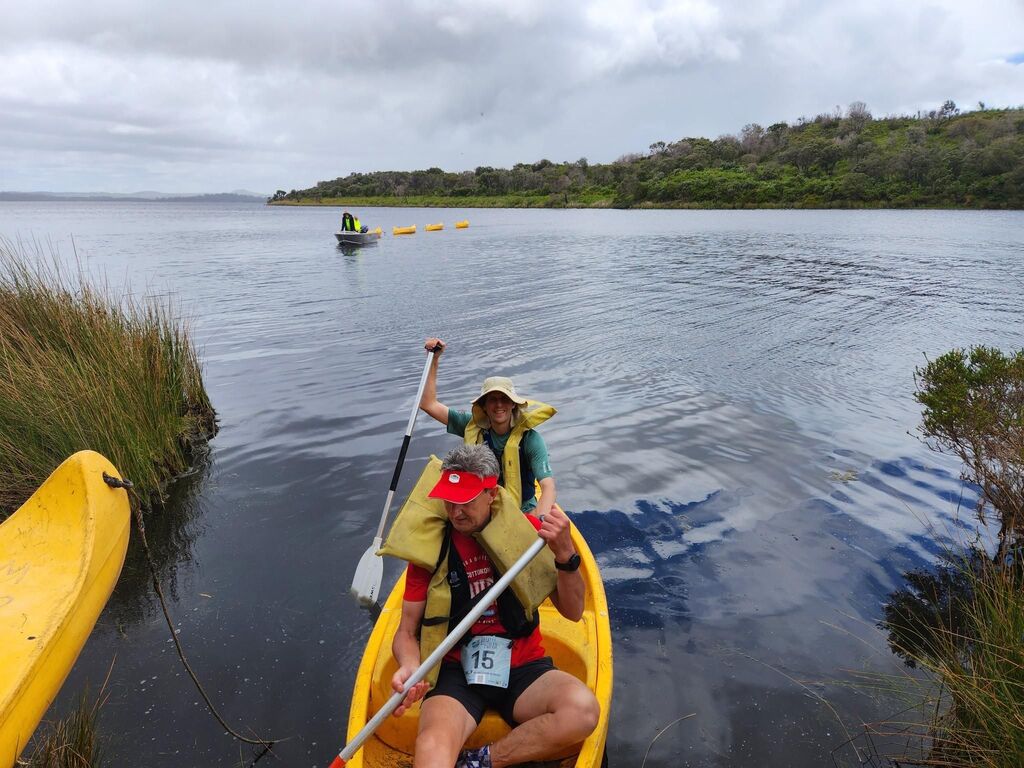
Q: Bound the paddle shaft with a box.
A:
[374,348,438,541]
[330,536,548,767]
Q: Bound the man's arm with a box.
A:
[391,598,430,716]
[536,506,585,622]
[419,337,449,424]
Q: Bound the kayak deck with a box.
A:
[346,520,611,768]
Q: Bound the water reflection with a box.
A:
[574,493,737,631]
[882,544,1021,669]
[105,451,212,627]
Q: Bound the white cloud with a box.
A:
[0,0,1021,193]
[578,0,739,77]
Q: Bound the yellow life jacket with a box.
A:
[463,400,556,509]
[377,456,557,685]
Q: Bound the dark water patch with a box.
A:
[102,454,213,628]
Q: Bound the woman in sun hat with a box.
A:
[418,337,557,517]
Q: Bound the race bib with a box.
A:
[461,635,513,688]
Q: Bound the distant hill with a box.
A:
[0,191,267,203]
[273,102,1024,209]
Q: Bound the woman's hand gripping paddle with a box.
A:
[350,347,439,607]
[329,536,548,767]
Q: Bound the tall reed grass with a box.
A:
[875,547,1024,767]
[22,688,105,768]
[928,554,1023,766]
[0,240,216,517]
[23,693,104,768]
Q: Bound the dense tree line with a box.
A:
[272,102,1024,208]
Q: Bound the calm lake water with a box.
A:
[2,203,1022,767]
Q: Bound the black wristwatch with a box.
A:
[555,552,581,572]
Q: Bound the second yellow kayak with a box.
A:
[0,451,131,766]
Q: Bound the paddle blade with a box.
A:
[350,542,384,607]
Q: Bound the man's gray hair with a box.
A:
[442,444,499,478]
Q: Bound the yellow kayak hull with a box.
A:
[424,223,443,232]
[345,517,611,767]
[0,451,131,765]
[454,220,469,229]
[393,226,416,236]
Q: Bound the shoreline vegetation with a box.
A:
[0,241,217,520]
[874,348,1024,767]
[270,102,1024,210]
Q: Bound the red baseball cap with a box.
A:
[428,469,498,504]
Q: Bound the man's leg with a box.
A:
[414,695,479,768]
[487,670,599,768]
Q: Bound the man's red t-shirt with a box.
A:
[404,515,545,666]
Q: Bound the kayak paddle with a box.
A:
[329,536,548,767]
[350,347,439,607]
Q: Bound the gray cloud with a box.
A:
[1,0,1022,193]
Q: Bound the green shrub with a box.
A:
[915,347,1024,560]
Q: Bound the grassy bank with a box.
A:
[270,193,565,208]
[270,195,978,210]
[0,241,216,518]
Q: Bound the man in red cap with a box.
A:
[389,445,598,768]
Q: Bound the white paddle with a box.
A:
[330,536,548,767]
[350,347,439,607]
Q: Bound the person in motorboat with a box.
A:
[386,444,599,768]
[341,211,367,233]
[419,338,556,519]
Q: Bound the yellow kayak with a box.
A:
[454,220,469,229]
[424,223,443,232]
[393,225,416,236]
[0,451,131,765]
[344,517,611,767]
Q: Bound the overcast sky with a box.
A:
[2,0,1022,194]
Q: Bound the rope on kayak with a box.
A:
[106,473,279,752]
[102,472,133,489]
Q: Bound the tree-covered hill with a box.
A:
[272,102,1024,209]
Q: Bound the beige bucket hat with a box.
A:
[472,376,528,406]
